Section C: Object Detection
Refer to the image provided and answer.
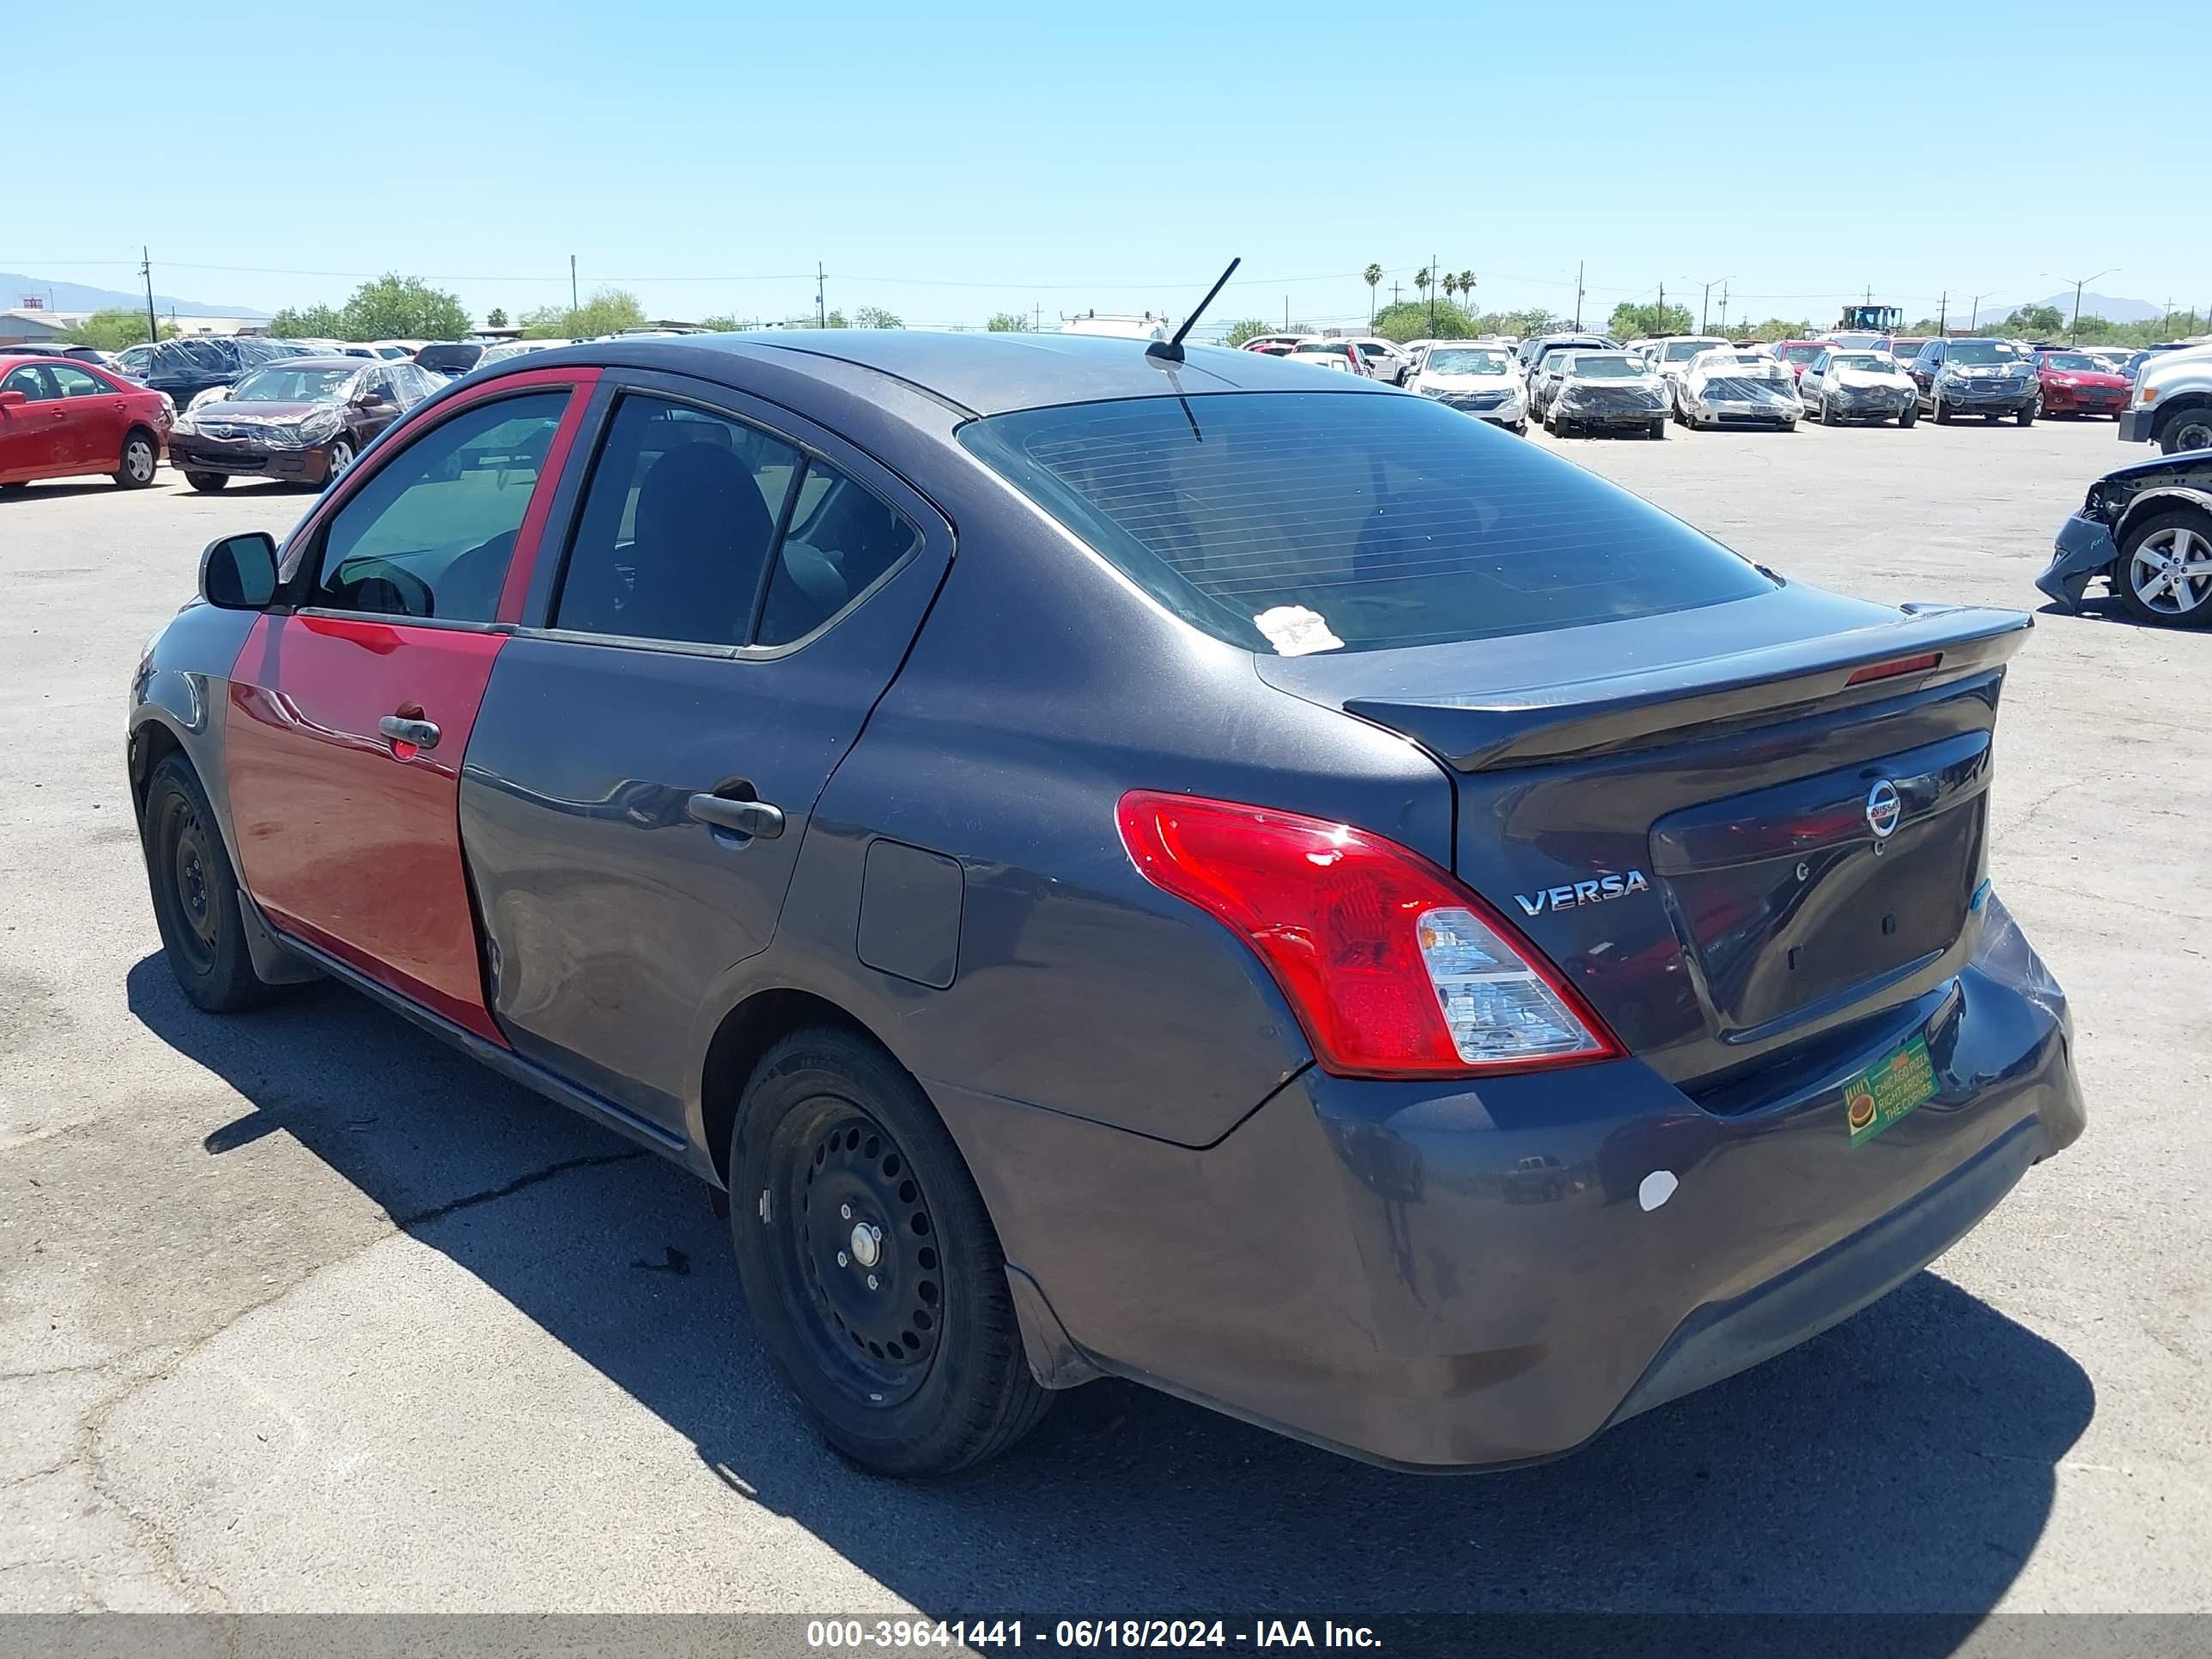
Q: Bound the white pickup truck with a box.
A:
[2121,343,2212,454]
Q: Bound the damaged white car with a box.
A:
[1799,348,1919,427]
[1674,348,1802,431]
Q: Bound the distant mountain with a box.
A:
[0,271,268,320]
[2033,290,2162,324]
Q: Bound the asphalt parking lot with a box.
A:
[3,414,2208,1619]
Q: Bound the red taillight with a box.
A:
[1116,791,1620,1079]
[1845,651,1943,686]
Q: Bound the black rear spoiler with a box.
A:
[1343,606,2032,772]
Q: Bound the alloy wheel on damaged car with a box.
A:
[328,439,356,479]
[2122,515,2212,626]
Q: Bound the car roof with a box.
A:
[476,331,1396,417]
[244,356,366,371]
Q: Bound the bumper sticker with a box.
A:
[1844,1035,1939,1146]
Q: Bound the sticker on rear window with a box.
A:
[1251,605,1343,657]
[1844,1035,1939,1146]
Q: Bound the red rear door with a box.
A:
[224,372,595,1040]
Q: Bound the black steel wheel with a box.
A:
[141,754,281,1012]
[729,1028,1053,1476]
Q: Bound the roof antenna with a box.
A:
[1148,257,1241,365]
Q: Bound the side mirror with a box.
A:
[0,389,25,410]
[199,532,279,610]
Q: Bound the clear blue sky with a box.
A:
[15,0,2203,331]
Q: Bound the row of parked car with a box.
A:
[0,332,591,495]
[1240,325,2199,445]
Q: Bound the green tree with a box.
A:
[339,273,470,341]
[852,306,902,329]
[1370,299,1480,343]
[988,311,1026,332]
[699,313,748,332]
[2001,303,2066,337]
[1732,317,1815,343]
[1413,266,1432,303]
[63,308,176,350]
[781,311,849,329]
[1362,264,1382,325]
[485,307,508,329]
[1457,270,1475,304]
[267,304,346,339]
[1609,300,1695,338]
[521,288,646,339]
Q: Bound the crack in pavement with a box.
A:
[27,1147,654,1613]
[391,1149,650,1229]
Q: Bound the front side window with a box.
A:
[555,395,801,646]
[312,391,567,622]
[960,392,1775,656]
[2,365,54,401]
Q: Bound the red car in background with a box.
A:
[1771,341,1827,382]
[0,354,171,491]
[2033,349,2130,419]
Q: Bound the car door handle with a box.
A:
[688,792,784,839]
[378,714,441,750]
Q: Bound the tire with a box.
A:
[1647,417,1666,440]
[2017,403,2036,427]
[728,1028,1053,1477]
[2160,410,2212,456]
[2115,509,2212,628]
[0,481,27,495]
[140,754,283,1013]
[325,437,356,482]
[113,428,158,489]
[1898,404,1918,428]
[1812,395,1829,424]
[1933,394,1952,424]
[185,472,229,493]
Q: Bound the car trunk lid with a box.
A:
[1258,592,2030,1091]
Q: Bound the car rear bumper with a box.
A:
[957,892,2082,1471]
[2038,510,2118,609]
[2119,410,2154,443]
[167,434,333,483]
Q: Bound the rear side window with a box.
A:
[554,395,801,647]
[313,392,567,622]
[959,392,1774,656]
[757,457,921,645]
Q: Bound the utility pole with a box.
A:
[570,255,578,315]
[1284,296,1290,331]
[1033,303,1041,330]
[817,264,826,328]
[1719,282,1730,334]
[1429,252,1437,332]
[1573,261,1584,331]
[1968,291,1992,331]
[2052,269,2114,342]
[1656,281,1664,331]
[140,247,157,345]
[1390,281,1401,307]
[1938,292,1947,335]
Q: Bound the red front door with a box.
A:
[221,376,592,1041]
[0,362,68,480]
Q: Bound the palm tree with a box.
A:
[1442,275,1459,307]
[1458,270,1476,314]
[1363,263,1382,326]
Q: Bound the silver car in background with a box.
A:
[1675,347,1802,431]
[1799,348,1919,427]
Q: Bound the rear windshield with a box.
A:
[959,392,1773,656]
[416,343,483,370]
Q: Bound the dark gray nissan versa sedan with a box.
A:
[128,331,2085,1476]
